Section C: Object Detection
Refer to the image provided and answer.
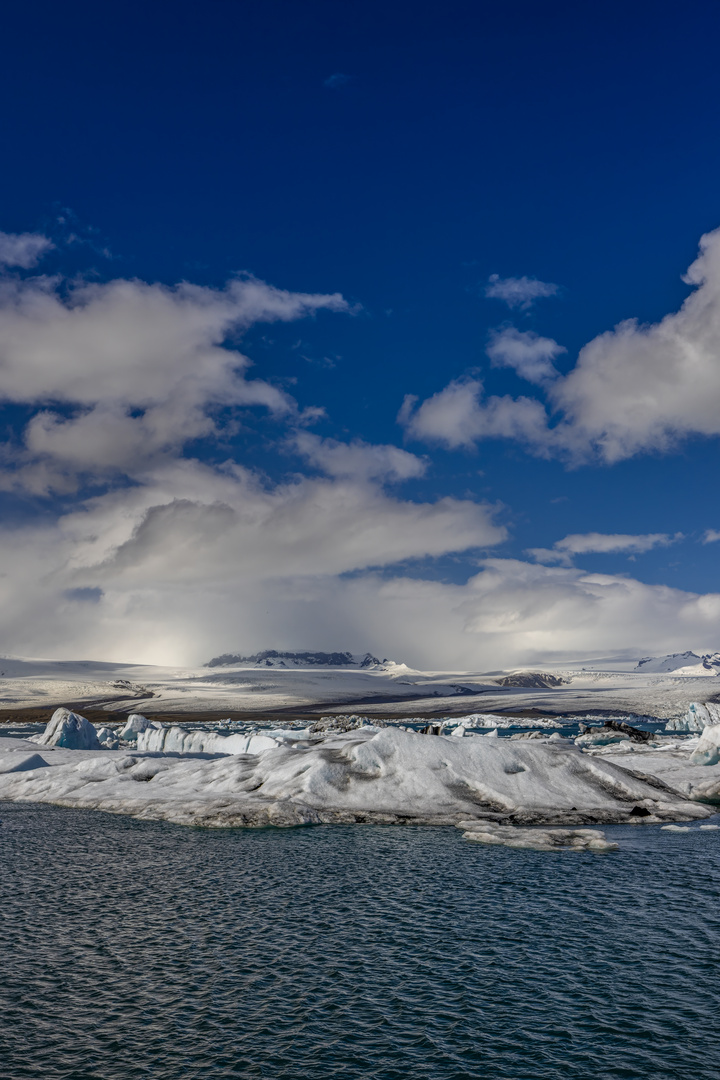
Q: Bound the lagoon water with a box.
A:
[1,804,719,1080]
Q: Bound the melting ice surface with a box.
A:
[1,803,720,1080]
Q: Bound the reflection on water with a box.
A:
[1,804,718,1079]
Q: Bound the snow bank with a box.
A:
[0,726,709,828]
[33,708,101,750]
[136,725,278,755]
[458,821,618,852]
[666,701,720,732]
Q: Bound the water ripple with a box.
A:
[1,805,719,1079]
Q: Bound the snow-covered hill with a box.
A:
[205,650,385,669]
[635,652,720,676]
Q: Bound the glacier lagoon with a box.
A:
[2,802,720,1080]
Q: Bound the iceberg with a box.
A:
[95,726,120,750]
[135,725,278,755]
[119,714,162,743]
[689,724,720,767]
[666,701,720,732]
[458,821,618,852]
[33,708,101,750]
[0,726,710,828]
[575,731,629,748]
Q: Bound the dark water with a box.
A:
[1,805,719,1080]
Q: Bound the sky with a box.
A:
[2,0,720,668]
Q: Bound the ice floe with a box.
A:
[458,821,618,852]
[0,724,711,829]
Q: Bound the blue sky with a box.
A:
[1,0,720,666]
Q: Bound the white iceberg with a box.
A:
[33,708,101,750]
[458,821,618,852]
[95,726,120,749]
[135,725,278,755]
[119,714,162,743]
[0,726,710,828]
[575,731,630,748]
[689,723,720,767]
[666,701,720,732]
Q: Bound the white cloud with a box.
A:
[2,240,718,670]
[528,532,681,566]
[0,231,54,268]
[406,227,720,464]
[486,327,565,384]
[293,431,426,482]
[0,273,348,490]
[398,379,551,451]
[0,257,514,665]
[702,529,720,544]
[0,454,508,663]
[3,527,719,668]
[485,274,559,310]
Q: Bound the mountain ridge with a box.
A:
[205,650,386,669]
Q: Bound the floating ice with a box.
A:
[458,821,618,852]
[136,724,278,755]
[0,726,711,829]
[666,702,720,732]
[95,726,120,750]
[33,708,101,750]
[119,714,162,743]
[689,723,720,766]
[575,731,630,748]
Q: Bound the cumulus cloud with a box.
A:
[0,252,517,665]
[702,529,720,544]
[0,273,348,490]
[2,236,717,670]
[398,379,551,451]
[486,327,565,384]
[293,431,426,482]
[405,227,720,464]
[484,274,559,310]
[0,230,54,268]
[528,532,682,566]
[0,451,508,663]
